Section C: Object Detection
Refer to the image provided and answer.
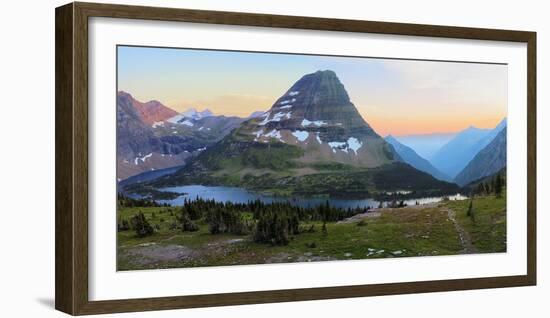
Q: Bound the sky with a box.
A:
[118,45,507,136]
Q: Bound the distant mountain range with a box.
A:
[147,70,458,196]
[394,133,456,160]
[429,118,507,178]
[385,135,451,182]
[116,92,250,180]
[118,73,506,195]
[454,128,507,186]
[167,108,215,124]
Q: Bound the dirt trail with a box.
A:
[444,208,478,254]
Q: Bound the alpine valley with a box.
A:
[116,68,508,270]
[138,70,461,198]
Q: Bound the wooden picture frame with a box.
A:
[55,2,536,315]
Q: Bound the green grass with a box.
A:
[444,192,507,253]
[117,194,506,271]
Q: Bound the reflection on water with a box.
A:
[158,185,467,209]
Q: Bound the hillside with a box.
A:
[430,118,506,178]
[147,70,459,196]
[116,92,246,180]
[385,135,450,181]
[454,128,507,186]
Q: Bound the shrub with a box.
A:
[254,212,291,245]
[180,212,199,232]
[300,224,315,233]
[117,217,130,232]
[130,212,154,238]
[305,242,317,248]
[168,222,179,230]
[206,208,250,235]
[321,221,328,237]
[467,199,475,223]
[357,219,367,227]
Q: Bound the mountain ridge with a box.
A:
[147,70,459,196]
[385,135,451,181]
[430,118,506,178]
[118,91,179,125]
[117,91,246,180]
[454,128,507,186]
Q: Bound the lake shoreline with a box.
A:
[150,184,468,210]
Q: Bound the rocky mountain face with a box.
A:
[149,70,461,196]
[118,91,178,125]
[430,118,506,178]
[242,70,399,168]
[116,92,245,180]
[454,128,507,186]
[385,135,450,182]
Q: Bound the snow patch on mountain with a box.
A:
[151,121,164,128]
[253,129,264,141]
[316,132,322,144]
[167,108,214,124]
[327,137,363,154]
[259,112,292,125]
[134,153,153,165]
[347,137,363,154]
[264,129,283,142]
[279,98,296,105]
[301,119,327,127]
[328,141,348,153]
[292,130,309,142]
[181,120,194,127]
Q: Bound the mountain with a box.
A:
[454,128,507,186]
[430,118,507,178]
[167,108,214,124]
[118,91,178,125]
[385,135,451,181]
[247,111,266,119]
[116,92,245,180]
[394,133,456,160]
[149,70,459,196]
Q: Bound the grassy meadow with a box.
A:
[117,191,506,271]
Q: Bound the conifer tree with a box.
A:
[495,174,503,198]
[130,212,154,237]
[467,199,475,223]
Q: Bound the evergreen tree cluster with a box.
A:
[206,207,253,235]
[254,211,300,245]
[474,173,505,197]
[117,193,168,208]
[178,211,199,232]
[118,197,369,244]
[129,212,154,237]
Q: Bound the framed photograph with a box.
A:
[55,2,536,315]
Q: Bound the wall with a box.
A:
[0,0,546,316]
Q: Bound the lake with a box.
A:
[158,185,468,209]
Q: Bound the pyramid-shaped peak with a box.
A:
[261,70,372,132]
[284,70,351,105]
[314,69,338,77]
